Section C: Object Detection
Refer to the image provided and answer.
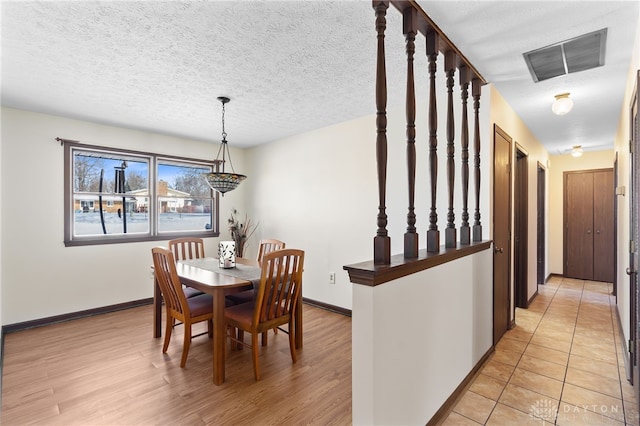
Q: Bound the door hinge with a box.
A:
[631,139,635,154]
[630,339,636,355]
[632,240,637,253]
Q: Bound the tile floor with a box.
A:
[442,277,640,425]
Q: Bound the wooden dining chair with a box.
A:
[226,239,286,306]
[227,239,286,343]
[224,248,304,380]
[152,246,214,368]
[168,237,205,298]
[256,239,285,265]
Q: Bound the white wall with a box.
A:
[0,108,3,356]
[245,114,376,308]
[0,107,247,325]
[352,249,493,425]
[547,150,615,275]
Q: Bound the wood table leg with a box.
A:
[212,288,226,385]
[153,277,161,338]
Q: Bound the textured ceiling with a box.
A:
[2,1,639,154]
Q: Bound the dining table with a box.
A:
[152,256,303,385]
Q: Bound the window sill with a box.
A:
[64,231,219,247]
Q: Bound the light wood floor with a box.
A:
[1,303,352,425]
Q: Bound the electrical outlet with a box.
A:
[329,272,336,284]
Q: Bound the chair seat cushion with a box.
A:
[225,301,255,324]
[225,289,255,305]
[186,293,237,317]
[186,294,214,317]
[183,286,204,298]
[225,300,290,328]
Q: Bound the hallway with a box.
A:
[443,277,639,425]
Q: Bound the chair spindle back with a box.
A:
[169,237,205,261]
[152,247,188,317]
[256,239,285,265]
[255,249,304,326]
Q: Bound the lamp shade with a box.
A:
[552,93,573,115]
[571,145,583,157]
[218,241,236,268]
[204,172,247,194]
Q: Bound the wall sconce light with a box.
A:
[571,145,583,157]
[552,92,574,115]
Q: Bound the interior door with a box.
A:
[593,170,615,282]
[515,147,528,308]
[565,172,594,280]
[493,125,511,344]
[537,163,546,285]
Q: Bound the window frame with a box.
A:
[63,141,220,247]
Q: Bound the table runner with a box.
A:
[179,258,262,283]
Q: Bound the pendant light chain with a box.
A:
[219,99,237,173]
[221,100,228,142]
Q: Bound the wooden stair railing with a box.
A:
[404,7,418,259]
[460,66,471,245]
[472,78,484,242]
[373,0,391,265]
[370,0,487,267]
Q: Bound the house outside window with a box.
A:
[63,141,219,246]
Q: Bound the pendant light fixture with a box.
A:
[571,145,583,157]
[203,96,246,195]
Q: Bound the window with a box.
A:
[64,141,219,246]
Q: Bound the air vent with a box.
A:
[523,28,607,83]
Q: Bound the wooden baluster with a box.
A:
[426,29,440,253]
[445,50,457,248]
[459,66,471,245]
[373,0,391,264]
[472,77,483,242]
[404,7,418,259]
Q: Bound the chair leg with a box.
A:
[207,319,213,338]
[261,331,268,346]
[288,320,297,363]
[180,322,192,368]
[252,332,260,381]
[237,329,245,351]
[162,314,173,353]
[228,326,238,351]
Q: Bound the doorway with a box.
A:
[537,162,546,285]
[515,145,528,308]
[493,125,511,344]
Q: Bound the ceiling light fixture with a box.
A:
[203,96,246,195]
[552,92,574,115]
[571,145,583,157]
